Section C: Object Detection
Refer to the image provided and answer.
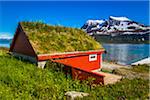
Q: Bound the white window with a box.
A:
[89,54,97,61]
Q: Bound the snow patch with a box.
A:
[86,20,105,25]
[110,16,131,21]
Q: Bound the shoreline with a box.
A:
[102,61,130,71]
[131,57,150,66]
[102,57,150,71]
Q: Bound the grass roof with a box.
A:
[20,21,103,54]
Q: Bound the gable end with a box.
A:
[9,23,37,58]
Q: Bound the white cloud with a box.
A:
[0,33,13,39]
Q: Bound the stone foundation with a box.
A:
[12,52,37,63]
[37,61,47,69]
[12,52,48,68]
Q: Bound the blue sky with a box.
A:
[0,1,149,37]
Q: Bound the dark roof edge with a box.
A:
[9,23,22,52]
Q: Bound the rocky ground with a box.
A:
[102,61,149,80]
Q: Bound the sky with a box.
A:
[0,1,149,38]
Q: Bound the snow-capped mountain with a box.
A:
[81,16,150,36]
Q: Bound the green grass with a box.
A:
[131,64,149,73]
[101,69,113,73]
[20,21,103,54]
[0,49,149,99]
[0,47,9,56]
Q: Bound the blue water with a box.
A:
[0,43,10,47]
[0,38,12,48]
[102,44,150,65]
[0,40,11,47]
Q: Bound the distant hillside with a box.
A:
[81,16,150,43]
[0,38,12,44]
[93,34,150,44]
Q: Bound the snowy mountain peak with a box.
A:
[109,16,131,21]
[81,16,150,35]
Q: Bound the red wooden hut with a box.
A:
[9,22,105,84]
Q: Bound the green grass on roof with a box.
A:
[20,21,103,54]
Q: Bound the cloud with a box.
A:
[0,33,13,39]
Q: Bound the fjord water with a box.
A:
[102,43,150,65]
[0,40,11,47]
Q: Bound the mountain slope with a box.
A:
[81,16,150,36]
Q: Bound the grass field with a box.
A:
[0,47,149,99]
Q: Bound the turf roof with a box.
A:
[20,21,103,54]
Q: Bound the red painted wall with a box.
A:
[53,54,102,71]
[72,68,104,84]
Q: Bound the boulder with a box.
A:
[65,91,89,100]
